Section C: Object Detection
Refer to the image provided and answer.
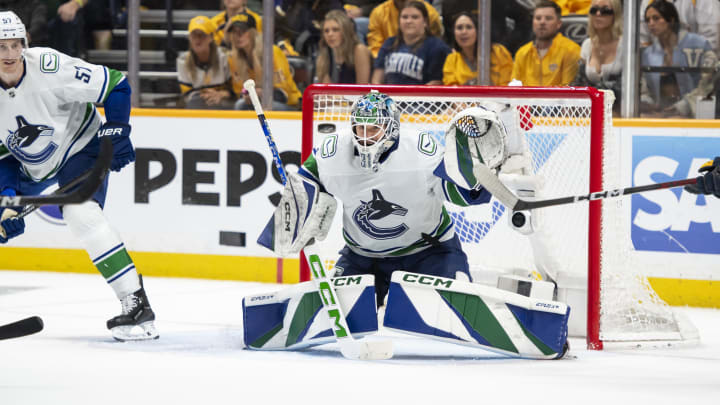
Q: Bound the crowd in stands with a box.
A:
[1,0,718,117]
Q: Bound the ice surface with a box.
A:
[1,270,718,405]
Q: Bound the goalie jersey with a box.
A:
[299,128,491,257]
[0,47,125,181]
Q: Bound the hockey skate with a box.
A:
[106,275,159,341]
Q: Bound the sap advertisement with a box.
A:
[622,127,720,278]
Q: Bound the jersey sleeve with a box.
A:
[433,161,492,206]
[51,50,124,104]
[298,152,326,191]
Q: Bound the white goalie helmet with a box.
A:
[0,11,27,47]
[350,91,400,172]
[447,106,508,170]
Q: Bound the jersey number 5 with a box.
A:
[74,66,92,83]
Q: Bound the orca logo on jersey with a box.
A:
[353,189,409,240]
[6,116,58,165]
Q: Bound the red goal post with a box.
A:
[299,84,697,350]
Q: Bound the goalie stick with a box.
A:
[243,79,393,360]
[0,137,112,208]
[474,163,698,210]
[0,316,44,340]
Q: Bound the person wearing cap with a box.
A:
[226,13,301,111]
[211,0,263,48]
[176,15,233,109]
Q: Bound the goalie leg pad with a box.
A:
[242,274,379,350]
[383,271,569,359]
[257,172,336,256]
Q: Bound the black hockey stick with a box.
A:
[0,137,112,208]
[17,170,93,219]
[0,316,44,340]
[474,163,698,211]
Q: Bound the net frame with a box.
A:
[299,84,692,350]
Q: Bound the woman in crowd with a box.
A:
[371,1,451,85]
[316,10,372,84]
[211,0,262,48]
[571,0,624,115]
[176,16,233,109]
[226,13,302,110]
[443,11,513,86]
[640,0,717,117]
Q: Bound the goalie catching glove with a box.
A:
[685,157,720,198]
[257,173,337,257]
[441,107,509,190]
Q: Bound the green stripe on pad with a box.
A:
[285,291,323,347]
[438,290,519,354]
[511,311,558,356]
[249,322,284,348]
[95,248,134,279]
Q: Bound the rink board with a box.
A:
[0,110,717,305]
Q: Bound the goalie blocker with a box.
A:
[257,172,336,257]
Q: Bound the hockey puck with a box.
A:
[511,212,527,228]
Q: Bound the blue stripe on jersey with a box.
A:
[107,265,135,283]
[96,66,108,103]
[94,242,124,263]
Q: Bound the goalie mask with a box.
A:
[0,11,27,48]
[350,91,400,172]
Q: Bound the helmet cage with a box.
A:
[350,92,400,172]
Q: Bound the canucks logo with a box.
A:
[6,116,57,164]
[353,189,409,239]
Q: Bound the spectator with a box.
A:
[343,0,384,45]
[441,0,533,56]
[316,10,372,84]
[46,0,115,57]
[371,1,451,85]
[211,0,262,48]
[176,16,234,109]
[572,0,623,114]
[640,0,717,118]
[553,0,591,15]
[226,13,301,110]
[367,0,443,58]
[443,11,513,86]
[274,0,343,57]
[639,0,720,54]
[0,0,47,46]
[511,0,581,86]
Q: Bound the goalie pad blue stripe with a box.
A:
[506,303,569,355]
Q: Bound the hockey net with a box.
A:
[300,84,698,350]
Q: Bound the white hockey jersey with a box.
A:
[301,128,461,257]
[0,47,123,181]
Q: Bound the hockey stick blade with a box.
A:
[0,137,112,207]
[474,163,698,210]
[0,316,44,340]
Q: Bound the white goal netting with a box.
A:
[302,86,698,349]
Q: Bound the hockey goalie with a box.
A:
[244,91,570,359]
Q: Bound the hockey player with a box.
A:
[262,91,499,305]
[0,11,157,341]
[685,157,720,198]
[254,91,570,359]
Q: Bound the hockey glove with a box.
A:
[0,189,25,243]
[685,157,720,198]
[98,122,135,172]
